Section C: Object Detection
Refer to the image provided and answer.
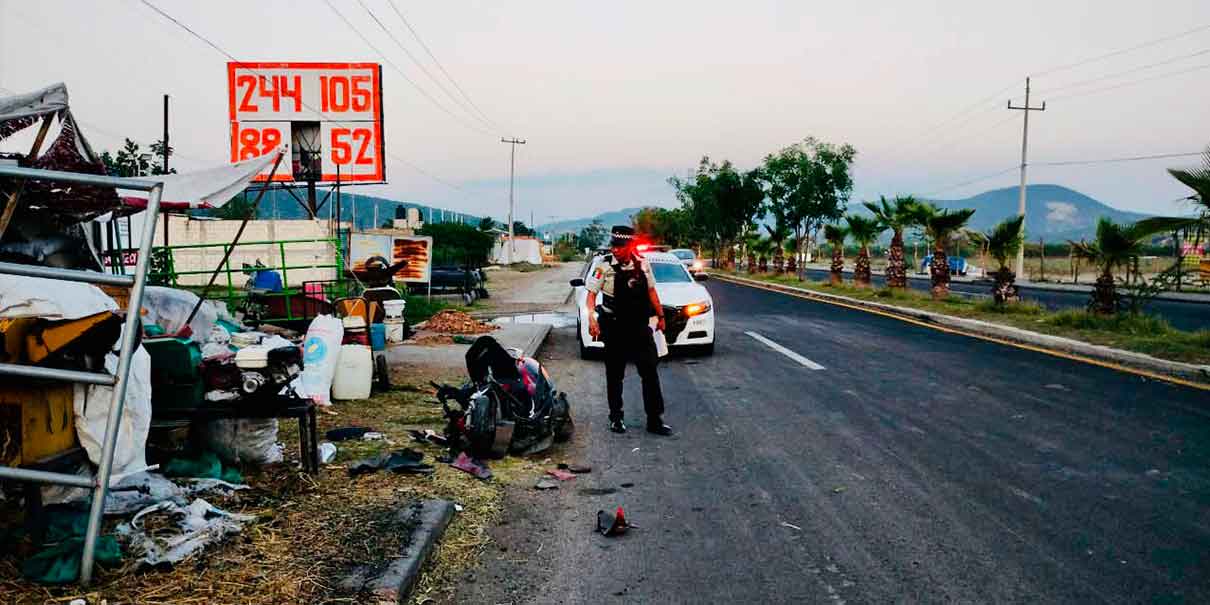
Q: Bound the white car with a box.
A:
[569,251,715,358]
[670,248,705,275]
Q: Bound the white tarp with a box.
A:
[73,345,152,476]
[0,82,68,124]
[0,274,118,320]
[115,146,286,209]
[491,237,543,265]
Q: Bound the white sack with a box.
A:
[0,274,118,320]
[298,314,343,407]
[141,286,215,342]
[198,418,283,466]
[73,346,152,475]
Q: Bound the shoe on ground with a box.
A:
[609,420,627,434]
[646,422,673,436]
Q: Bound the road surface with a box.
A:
[450,279,1210,604]
[798,268,1209,332]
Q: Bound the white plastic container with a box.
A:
[384,319,406,344]
[382,299,406,319]
[331,344,372,400]
[342,315,367,330]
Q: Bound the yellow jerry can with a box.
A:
[0,384,79,468]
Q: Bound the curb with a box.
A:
[360,499,457,604]
[712,272,1210,390]
[523,323,553,358]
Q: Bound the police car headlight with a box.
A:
[684,302,711,316]
[692,260,703,270]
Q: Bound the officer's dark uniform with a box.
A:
[586,227,670,434]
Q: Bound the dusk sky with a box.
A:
[2,0,1208,224]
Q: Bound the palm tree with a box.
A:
[981,215,1025,304]
[823,223,848,286]
[752,237,773,273]
[845,215,883,287]
[1134,146,1210,265]
[863,195,919,288]
[765,222,791,274]
[1070,218,1149,314]
[913,203,976,299]
[743,227,762,272]
[784,236,801,274]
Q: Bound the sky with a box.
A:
[2,0,1208,225]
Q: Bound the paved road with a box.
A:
[799,267,1210,332]
[451,279,1210,604]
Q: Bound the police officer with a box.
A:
[584,226,673,436]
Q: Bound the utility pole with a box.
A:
[1008,77,1045,279]
[501,137,526,263]
[162,95,170,248]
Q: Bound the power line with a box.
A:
[1049,61,1210,101]
[322,0,496,138]
[1033,151,1204,167]
[352,0,496,132]
[922,166,1019,197]
[385,0,502,131]
[1034,22,1210,77]
[1039,48,1210,94]
[136,0,474,196]
[876,81,1016,158]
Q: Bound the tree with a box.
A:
[478,217,497,231]
[1070,218,1149,314]
[669,157,765,267]
[633,206,692,247]
[863,195,919,288]
[751,237,773,273]
[759,137,856,279]
[764,220,791,273]
[212,193,257,220]
[512,221,534,237]
[979,215,1025,304]
[418,222,496,266]
[148,138,177,175]
[913,203,976,299]
[574,220,608,251]
[845,215,883,287]
[823,223,848,286]
[1134,146,1210,271]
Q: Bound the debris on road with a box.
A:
[535,478,560,490]
[409,428,450,447]
[325,426,375,441]
[596,507,633,536]
[318,442,337,464]
[348,449,434,476]
[546,468,576,481]
[423,310,497,334]
[780,521,802,531]
[450,451,493,480]
[620,482,635,489]
[117,498,255,568]
[558,462,592,474]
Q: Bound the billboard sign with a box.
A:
[349,234,432,283]
[228,62,384,184]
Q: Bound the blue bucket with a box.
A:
[370,323,387,351]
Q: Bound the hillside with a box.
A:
[252,190,483,231]
[536,207,647,235]
[923,184,1150,241]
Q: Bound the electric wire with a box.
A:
[1038,48,1210,94]
[352,0,497,132]
[1049,61,1210,101]
[1033,151,1204,167]
[385,0,502,132]
[321,0,496,137]
[1033,22,1210,77]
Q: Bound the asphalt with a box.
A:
[799,267,1210,332]
[450,279,1210,604]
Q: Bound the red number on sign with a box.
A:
[351,75,372,111]
[330,128,374,166]
[331,127,352,164]
[236,75,257,112]
[279,75,302,112]
[319,76,329,112]
[330,77,350,111]
[352,128,373,165]
[239,127,282,160]
[257,75,280,112]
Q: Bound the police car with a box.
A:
[569,250,715,358]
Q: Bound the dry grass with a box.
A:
[0,365,551,605]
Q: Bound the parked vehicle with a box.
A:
[569,251,715,358]
[408,265,489,304]
[432,335,573,457]
[670,248,705,274]
[920,255,968,276]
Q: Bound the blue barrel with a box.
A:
[370,323,387,351]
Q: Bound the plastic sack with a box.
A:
[298,314,343,407]
[72,346,152,475]
[198,418,283,466]
[0,274,117,320]
[141,286,216,343]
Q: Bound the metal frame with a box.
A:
[0,164,163,585]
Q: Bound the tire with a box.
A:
[578,324,591,359]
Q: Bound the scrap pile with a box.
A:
[422,310,497,334]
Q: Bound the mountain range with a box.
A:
[251,190,483,231]
[535,185,1154,242]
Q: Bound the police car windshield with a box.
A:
[650,261,692,283]
[671,250,695,260]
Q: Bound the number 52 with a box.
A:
[331,128,374,165]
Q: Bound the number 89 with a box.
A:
[238,127,282,160]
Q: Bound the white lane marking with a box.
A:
[744,331,825,370]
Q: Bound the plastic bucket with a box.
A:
[382,299,406,319]
[370,323,387,351]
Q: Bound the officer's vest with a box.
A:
[604,256,653,325]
